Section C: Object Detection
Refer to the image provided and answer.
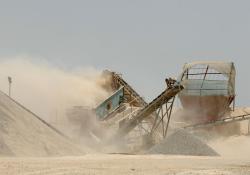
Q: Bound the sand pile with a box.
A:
[0,91,86,157]
[147,129,219,156]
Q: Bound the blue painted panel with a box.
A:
[95,87,124,120]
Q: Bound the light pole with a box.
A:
[8,76,12,97]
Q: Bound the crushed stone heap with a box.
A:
[0,91,86,157]
[147,129,219,156]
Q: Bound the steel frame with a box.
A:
[150,96,176,138]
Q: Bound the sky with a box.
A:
[0,0,250,106]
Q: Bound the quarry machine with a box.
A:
[64,62,250,152]
[95,71,183,146]
[66,62,250,152]
[98,62,249,140]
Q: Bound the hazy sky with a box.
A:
[0,0,250,106]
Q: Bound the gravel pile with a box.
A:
[147,129,219,156]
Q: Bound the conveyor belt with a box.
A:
[108,71,157,135]
[183,114,250,130]
[114,84,183,138]
[109,71,161,128]
[110,71,147,107]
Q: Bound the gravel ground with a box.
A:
[0,154,249,175]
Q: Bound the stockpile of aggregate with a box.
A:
[147,129,219,156]
[0,91,86,157]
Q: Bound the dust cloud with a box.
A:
[208,135,250,158]
[0,57,110,126]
